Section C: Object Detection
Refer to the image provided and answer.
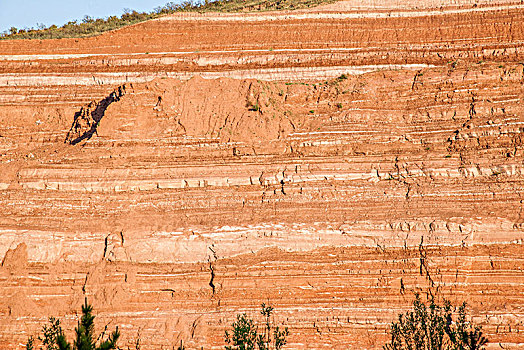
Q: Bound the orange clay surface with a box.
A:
[1,0,524,349]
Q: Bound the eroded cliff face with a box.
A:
[1,1,524,349]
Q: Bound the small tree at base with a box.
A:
[225,304,289,350]
[26,298,120,350]
[384,294,488,350]
[225,313,258,350]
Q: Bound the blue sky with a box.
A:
[0,0,176,32]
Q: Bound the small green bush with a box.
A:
[26,299,120,350]
[225,303,289,350]
[384,294,488,350]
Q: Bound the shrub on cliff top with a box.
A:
[26,299,120,350]
[384,294,488,350]
[1,0,337,40]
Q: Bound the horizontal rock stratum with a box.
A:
[1,0,524,349]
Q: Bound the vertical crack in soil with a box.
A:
[209,261,216,295]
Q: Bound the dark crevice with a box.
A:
[103,234,109,259]
[65,85,126,145]
[82,274,88,295]
[209,261,216,295]
[208,246,217,295]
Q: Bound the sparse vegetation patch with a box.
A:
[1,0,337,40]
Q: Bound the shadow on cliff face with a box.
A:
[65,85,127,145]
[63,76,308,144]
